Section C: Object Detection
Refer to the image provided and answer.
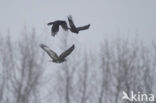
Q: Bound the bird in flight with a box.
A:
[40,44,75,63]
[47,20,68,36]
[67,15,90,34]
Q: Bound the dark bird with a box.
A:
[47,20,68,36]
[40,44,75,63]
[67,15,90,34]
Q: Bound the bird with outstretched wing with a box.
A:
[47,20,68,36]
[40,44,75,63]
[67,15,90,34]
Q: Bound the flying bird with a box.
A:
[47,20,68,36]
[40,44,75,63]
[67,15,90,34]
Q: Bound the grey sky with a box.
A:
[0,0,156,46]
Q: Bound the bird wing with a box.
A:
[68,15,76,29]
[47,22,54,25]
[40,44,59,60]
[61,21,68,31]
[77,24,90,31]
[59,44,75,59]
[51,24,59,36]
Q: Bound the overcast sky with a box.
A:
[0,0,156,46]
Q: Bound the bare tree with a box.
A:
[1,27,155,103]
[0,28,45,103]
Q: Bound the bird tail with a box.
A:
[47,22,54,25]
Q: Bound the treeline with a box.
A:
[0,28,155,103]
